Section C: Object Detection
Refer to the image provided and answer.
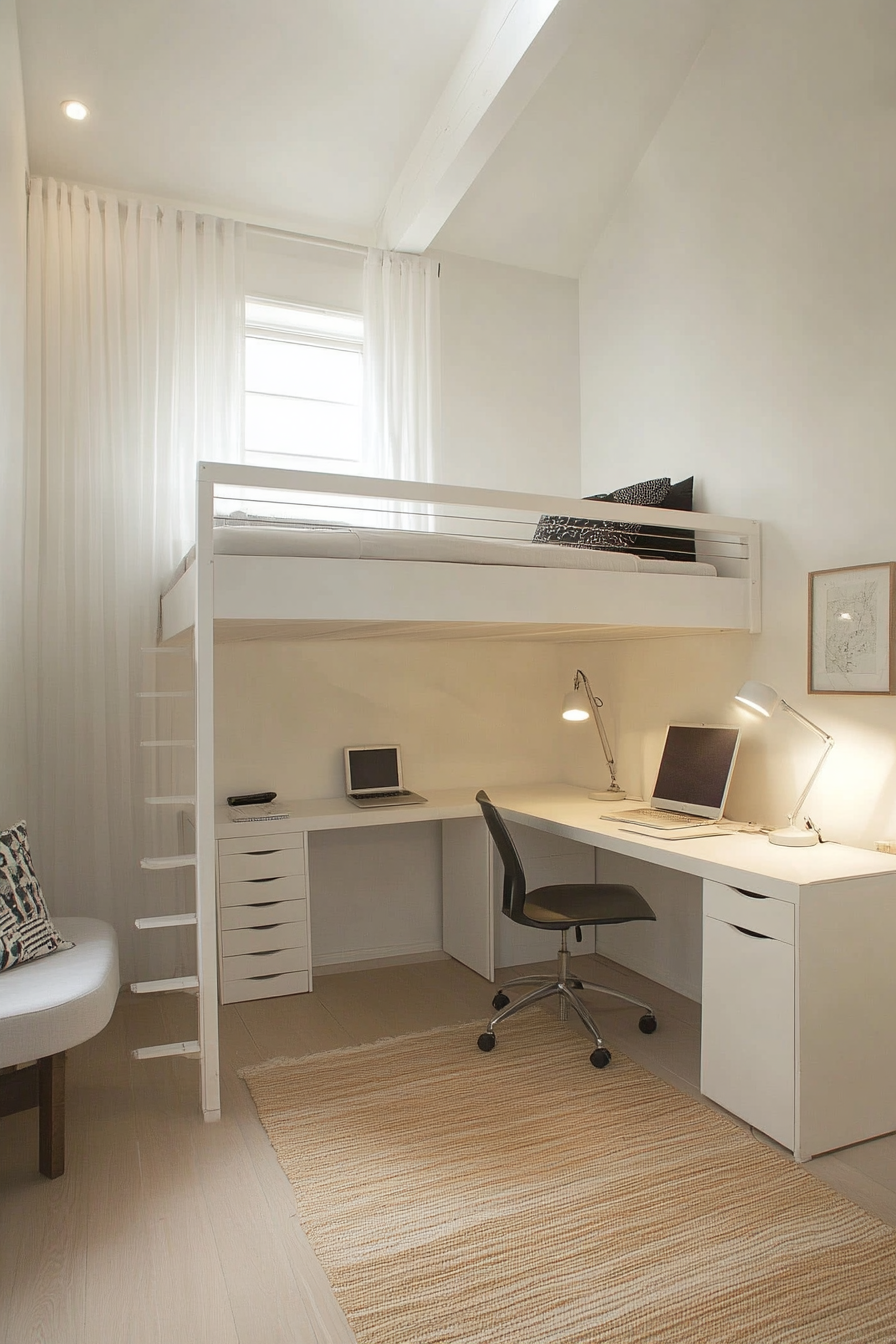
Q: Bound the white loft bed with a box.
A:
[156,462,761,1120]
[162,463,761,644]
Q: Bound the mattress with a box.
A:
[211,525,717,576]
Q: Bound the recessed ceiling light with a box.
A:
[61,100,90,121]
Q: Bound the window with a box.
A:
[244,299,363,474]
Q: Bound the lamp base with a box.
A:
[588,789,627,801]
[768,824,819,848]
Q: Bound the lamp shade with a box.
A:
[562,688,590,721]
[734,680,781,718]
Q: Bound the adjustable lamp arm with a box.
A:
[574,670,620,792]
[779,701,834,827]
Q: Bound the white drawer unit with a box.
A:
[216,829,312,1005]
[701,880,796,1150]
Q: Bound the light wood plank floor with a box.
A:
[4,952,896,1343]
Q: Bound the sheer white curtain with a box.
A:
[24,179,244,978]
[362,249,440,524]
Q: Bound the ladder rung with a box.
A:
[141,740,196,748]
[135,913,197,929]
[145,795,196,806]
[130,976,199,994]
[137,690,193,699]
[132,1040,201,1060]
[141,854,197,870]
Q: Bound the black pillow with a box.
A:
[532,477,671,551]
[625,476,696,563]
[532,476,696,563]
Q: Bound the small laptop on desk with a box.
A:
[602,724,741,833]
[344,744,427,809]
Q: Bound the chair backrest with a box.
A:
[476,790,527,921]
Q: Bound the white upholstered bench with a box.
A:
[0,917,119,1178]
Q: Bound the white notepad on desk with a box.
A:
[228,803,291,822]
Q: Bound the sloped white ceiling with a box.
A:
[17,0,485,240]
[433,0,720,277]
[17,0,721,274]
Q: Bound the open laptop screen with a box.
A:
[344,745,402,795]
[651,725,741,819]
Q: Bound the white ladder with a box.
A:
[133,637,220,1117]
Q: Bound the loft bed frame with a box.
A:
[153,462,761,1119]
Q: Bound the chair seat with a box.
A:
[0,917,119,1068]
[522,883,656,929]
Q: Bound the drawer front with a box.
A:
[222,969,310,1004]
[219,847,305,883]
[219,873,306,908]
[703,879,794,944]
[220,897,307,931]
[219,830,306,857]
[221,921,308,957]
[222,946,308,982]
[701,914,795,1149]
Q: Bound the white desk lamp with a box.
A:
[734,680,834,847]
[562,669,626,801]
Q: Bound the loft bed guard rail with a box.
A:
[175,461,760,1120]
[164,462,762,642]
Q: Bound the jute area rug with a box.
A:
[240,1012,896,1344]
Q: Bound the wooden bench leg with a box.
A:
[38,1052,65,1179]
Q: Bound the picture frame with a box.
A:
[808,562,896,695]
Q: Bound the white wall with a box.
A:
[579,0,896,856]
[0,0,28,828]
[435,250,580,493]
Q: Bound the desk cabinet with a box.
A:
[701,881,795,1149]
[700,874,896,1162]
[216,831,312,1004]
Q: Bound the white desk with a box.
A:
[215,783,896,1162]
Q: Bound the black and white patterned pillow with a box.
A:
[533,477,671,550]
[0,822,73,972]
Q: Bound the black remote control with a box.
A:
[227,791,277,806]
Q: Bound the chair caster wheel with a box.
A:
[492,992,510,1010]
[477,1032,496,1052]
[638,1014,658,1034]
[590,1047,611,1069]
[570,979,583,989]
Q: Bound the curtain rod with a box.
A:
[246,223,368,256]
[27,176,370,257]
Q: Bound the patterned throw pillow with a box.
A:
[532,477,672,551]
[0,822,73,972]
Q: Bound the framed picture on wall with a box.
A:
[809,562,896,694]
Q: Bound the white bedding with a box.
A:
[212,525,717,576]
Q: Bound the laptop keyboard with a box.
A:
[616,807,714,828]
[354,789,411,800]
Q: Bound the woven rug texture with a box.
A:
[240,1012,896,1344]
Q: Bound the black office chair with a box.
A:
[475,790,658,1068]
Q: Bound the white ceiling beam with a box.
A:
[376,0,587,254]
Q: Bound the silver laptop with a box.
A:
[344,745,427,809]
[603,724,741,830]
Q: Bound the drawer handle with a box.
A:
[246,877,281,885]
[249,923,282,931]
[248,973,283,981]
[246,849,278,856]
[245,900,282,909]
[733,924,771,940]
[736,889,767,901]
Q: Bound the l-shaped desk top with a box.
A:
[215,782,896,904]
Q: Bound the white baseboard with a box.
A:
[312,944,447,975]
